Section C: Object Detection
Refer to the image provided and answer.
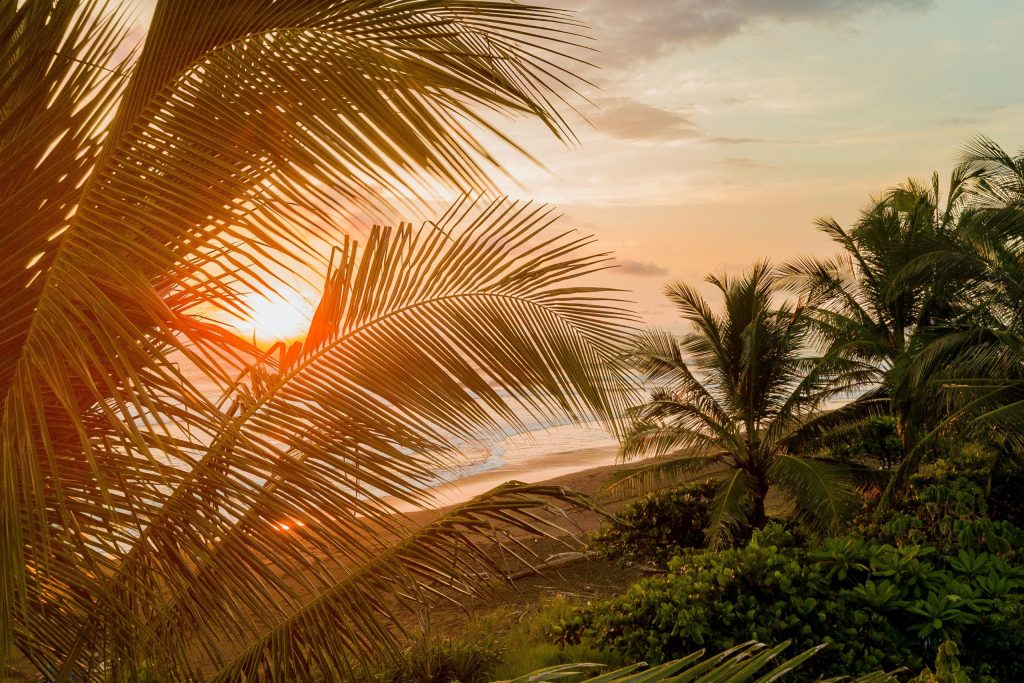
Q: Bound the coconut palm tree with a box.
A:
[2,2,637,680]
[618,263,859,547]
[777,169,982,459]
[883,138,1024,495]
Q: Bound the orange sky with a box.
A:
[127,1,1024,338]
[474,0,1024,330]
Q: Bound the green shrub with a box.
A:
[823,415,903,469]
[863,476,1024,558]
[958,598,1024,682]
[589,480,717,565]
[360,637,502,683]
[557,518,1024,681]
[892,448,1024,530]
[911,641,968,683]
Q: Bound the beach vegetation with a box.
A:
[557,476,1024,681]
[590,480,717,566]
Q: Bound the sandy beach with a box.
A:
[389,443,628,514]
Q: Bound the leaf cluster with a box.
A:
[556,485,1024,681]
[589,480,718,567]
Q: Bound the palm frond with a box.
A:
[209,482,602,681]
[778,393,891,454]
[768,455,858,536]
[3,0,602,676]
[496,640,900,683]
[599,455,724,501]
[620,410,736,460]
[43,201,636,679]
[705,468,756,549]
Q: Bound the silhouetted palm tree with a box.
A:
[1,2,635,680]
[618,263,858,547]
[778,168,981,458]
[883,138,1024,496]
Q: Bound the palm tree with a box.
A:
[618,263,858,547]
[885,138,1024,493]
[778,169,981,458]
[2,2,636,680]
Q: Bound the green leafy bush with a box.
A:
[823,415,904,469]
[558,517,1024,681]
[589,481,717,565]
[358,637,501,683]
[910,448,1024,529]
[863,476,1024,558]
[911,641,968,683]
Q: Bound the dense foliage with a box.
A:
[821,416,904,469]
[557,476,1024,682]
[590,481,717,566]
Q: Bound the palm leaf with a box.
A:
[209,481,601,681]
[496,640,900,683]
[3,2,603,677]
[599,455,724,501]
[768,454,858,536]
[48,202,635,680]
[705,468,756,549]
[778,393,891,454]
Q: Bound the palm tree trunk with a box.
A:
[750,477,770,529]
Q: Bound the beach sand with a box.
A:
[391,444,629,515]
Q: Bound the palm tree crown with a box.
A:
[1,2,637,680]
[778,170,982,456]
[622,263,857,547]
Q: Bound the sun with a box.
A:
[237,289,314,345]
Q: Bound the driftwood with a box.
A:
[506,551,596,581]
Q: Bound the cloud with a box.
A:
[708,136,765,145]
[617,259,670,276]
[588,97,769,145]
[570,0,932,67]
[589,98,700,141]
[720,157,779,170]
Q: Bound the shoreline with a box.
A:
[389,444,627,514]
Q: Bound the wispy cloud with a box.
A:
[588,98,700,141]
[720,157,780,170]
[572,0,932,67]
[617,259,670,276]
[708,136,766,145]
[588,98,768,146]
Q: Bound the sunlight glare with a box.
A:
[239,290,314,345]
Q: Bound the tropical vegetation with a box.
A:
[531,138,1024,683]
[7,0,1024,679]
[590,480,717,566]
[2,1,638,680]
[614,262,862,545]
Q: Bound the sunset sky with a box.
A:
[128,1,1024,338]
[481,0,1024,328]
